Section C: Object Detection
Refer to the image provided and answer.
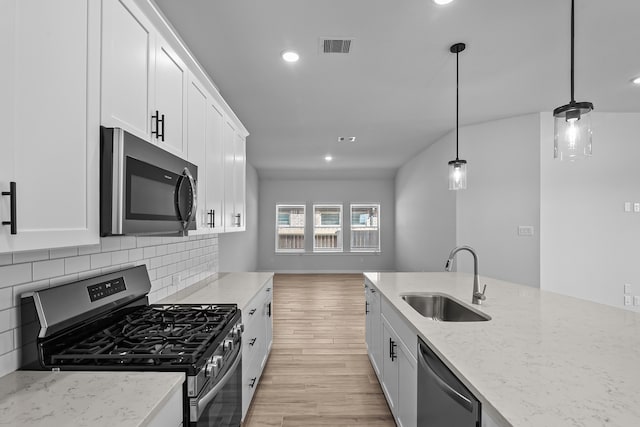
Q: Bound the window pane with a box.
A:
[276,205,305,252]
[314,205,342,252]
[350,204,380,252]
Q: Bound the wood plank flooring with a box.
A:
[243,274,395,427]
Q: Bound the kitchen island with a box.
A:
[0,371,184,426]
[365,272,640,427]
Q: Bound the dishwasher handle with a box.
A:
[418,340,473,413]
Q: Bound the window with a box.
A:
[313,204,343,252]
[275,205,305,252]
[350,204,380,252]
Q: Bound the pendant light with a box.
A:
[448,42,467,190]
[553,0,593,161]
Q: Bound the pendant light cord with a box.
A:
[570,0,575,103]
[455,48,460,160]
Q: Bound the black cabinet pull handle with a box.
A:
[207,209,215,228]
[389,338,397,361]
[249,337,257,346]
[151,110,160,139]
[365,301,369,314]
[249,377,257,388]
[159,113,165,141]
[249,308,257,315]
[266,287,271,292]
[2,182,17,235]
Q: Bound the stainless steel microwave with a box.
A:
[100,127,197,236]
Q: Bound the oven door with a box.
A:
[191,345,242,427]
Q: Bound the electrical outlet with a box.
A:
[624,283,632,294]
[635,296,640,306]
[625,202,632,212]
[518,226,534,237]
[624,295,633,306]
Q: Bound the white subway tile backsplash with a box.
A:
[65,255,90,274]
[101,237,121,252]
[0,264,33,289]
[143,246,157,259]
[12,250,49,264]
[0,253,12,266]
[0,234,218,376]
[121,236,137,250]
[129,248,144,262]
[90,252,112,269]
[78,244,101,255]
[111,250,129,265]
[50,247,79,259]
[32,259,64,281]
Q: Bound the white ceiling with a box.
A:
[153,0,640,179]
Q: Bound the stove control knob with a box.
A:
[233,323,244,336]
[224,338,234,351]
[206,355,223,378]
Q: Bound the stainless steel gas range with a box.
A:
[20,265,242,427]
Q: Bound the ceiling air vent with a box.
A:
[321,38,352,54]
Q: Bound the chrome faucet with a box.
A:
[445,245,487,305]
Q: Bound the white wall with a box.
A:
[540,112,640,311]
[395,133,456,272]
[257,178,395,272]
[456,114,540,287]
[218,163,259,271]
[0,234,219,377]
[395,114,541,288]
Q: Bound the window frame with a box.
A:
[349,203,381,253]
[312,204,343,253]
[275,204,306,253]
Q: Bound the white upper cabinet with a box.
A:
[101,0,153,139]
[223,121,247,232]
[101,0,187,157]
[0,0,100,253]
[152,35,187,156]
[186,77,208,230]
[205,100,226,231]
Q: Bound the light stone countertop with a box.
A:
[364,272,640,427]
[0,370,184,426]
[158,272,274,309]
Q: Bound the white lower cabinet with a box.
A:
[366,280,417,427]
[241,279,273,421]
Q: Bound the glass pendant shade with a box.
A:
[553,101,593,160]
[448,159,467,190]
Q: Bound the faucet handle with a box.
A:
[474,284,487,302]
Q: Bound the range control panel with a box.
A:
[87,277,127,302]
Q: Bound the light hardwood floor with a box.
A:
[243,274,395,427]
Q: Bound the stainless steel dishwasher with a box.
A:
[418,337,481,426]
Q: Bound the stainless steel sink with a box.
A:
[401,293,491,322]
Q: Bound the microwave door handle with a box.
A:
[176,167,197,231]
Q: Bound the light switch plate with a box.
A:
[634,203,640,213]
[625,202,632,212]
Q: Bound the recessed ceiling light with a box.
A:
[632,76,640,85]
[281,50,299,63]
[433,0,454,5]
[325,155,333,162]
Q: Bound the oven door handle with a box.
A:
[195,342,242,420]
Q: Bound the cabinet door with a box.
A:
[101,0,153,140]
[233,133,246,231]
[154,35,187,156]
[398,347,417,427]
[223,120,237,231]
[187,78,207,229]
[382,321,399,413]
[370,289,383,375]
[0,0,100,253]
[263,284,273,358]
[205,101,225,230]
